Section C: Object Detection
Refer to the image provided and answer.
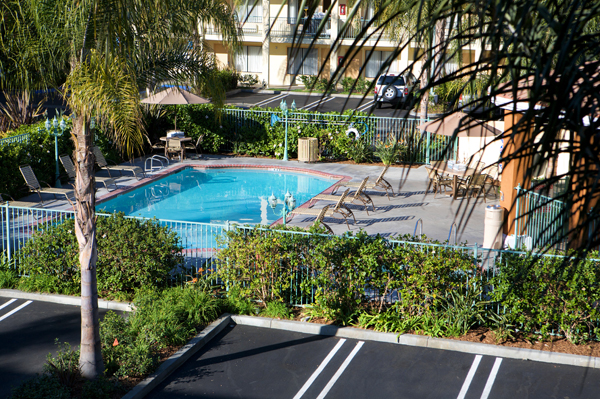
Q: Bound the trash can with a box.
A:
[483,205,504,249]
[298,137,318,163]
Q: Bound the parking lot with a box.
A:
[0,297,116,397]
[225,91,413,118]
[146,324,600,399]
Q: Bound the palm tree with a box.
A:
[299,0,600,251]
[1,0,239,378]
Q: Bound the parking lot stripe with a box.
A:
[301,97,335,110]
[357,100,375,112]
[316,341,364,399]
[457,355,482,399]
[293,338,347,399]
[0,300,32,322]
[0,298,16,310]
[255,93,287,107]
[480,358,503,399]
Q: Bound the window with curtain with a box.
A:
[365,50,399,78]
[237,1,263,22]
[287,47,318,76]
[235,46,263,72]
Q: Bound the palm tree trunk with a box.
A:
[72,116,104,378]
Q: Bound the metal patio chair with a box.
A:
[59,154,117,191]
[19,165,75,204]
[92,146,145,180]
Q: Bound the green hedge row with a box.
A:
[146,104,371,161]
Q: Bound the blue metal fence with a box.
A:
[514,184,568,250]
[223,108,454,164]
[0,133,30,147]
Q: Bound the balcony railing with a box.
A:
[338,18,394,41]
[204,22,262,37]
[269,17,331,39]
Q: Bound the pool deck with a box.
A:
[24,154,499,245]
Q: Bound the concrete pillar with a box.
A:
[262,0,270,87]
[499,111,535,235]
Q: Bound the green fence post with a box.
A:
[426,131,431,164]
[514,184,521,239]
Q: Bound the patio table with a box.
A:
[430,162,478,197]
[159,136,192,160]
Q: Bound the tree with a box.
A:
[298,0,600,250]
[0,0,239,378]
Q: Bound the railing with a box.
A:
[514,184,568,250]
[203,22,262,37]
[0,133,30,147]
[269,17,331,39]
[338,18,394,42]
[223,108,454,164]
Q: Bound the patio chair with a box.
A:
[166,138,184,161]
[332,165,394,199]
[459,173,489,202]
[59,154,117,191]
[19,165,75,204]
[92,146,145,180]
[433,170,453,198]
[183,134,204,158]
[286,204,334,234]
[288,188,354,229]
[313,177,375,214]
[0,192,42,208]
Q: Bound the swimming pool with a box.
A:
[97,167,337,225]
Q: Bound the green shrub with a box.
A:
[491,252,600,343]
[9,375,71,399]
[18,213,183,299]
[43,341,80,388]
[346,137,373,163]
[341,77,370,93]
[239,74,259,87]
[299,75,328,92]
[100,285,220,378]
[373,138,408,165]
[261,301,292,319]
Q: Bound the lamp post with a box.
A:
[279,99,296,161]
[268,191,296,226]
[45,116,66,188]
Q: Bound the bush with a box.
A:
[299,75,328,92]
[341,77,370,93]
[101,285,220,378]
[239,74,259,87]
[18,213,183,299]
[491,252,600,343]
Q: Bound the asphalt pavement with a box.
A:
[225,90,414,118]
[145,324,600,399]
[0,297,117,398]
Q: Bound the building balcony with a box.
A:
[338,18,395,43]
[203,21,262,38]
[268,17,332,40]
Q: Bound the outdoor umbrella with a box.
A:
[141,87,210,130]
[417,111,501,137]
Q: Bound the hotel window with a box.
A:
[288,47,318,76]
[237,1,262,23]
[235,46,263,73]
[365,50,399,78]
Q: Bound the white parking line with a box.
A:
[0,300,32,322]
[255,93,287,107]
[480,358,503,399]
[293,339,346,399]
[300,96,335,110]
[0,299,17,311]
[457,355,482,399]
[316,341,364,399]
[357,100,375,112]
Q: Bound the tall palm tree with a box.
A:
[1,0,239,378]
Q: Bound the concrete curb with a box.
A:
[122,314,232,399]
[231,315,600,369]
[0,289,133,312]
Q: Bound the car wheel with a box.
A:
[383,85,398,101]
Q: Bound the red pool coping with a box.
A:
[95,164,353,220]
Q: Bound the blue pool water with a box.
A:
[97,168,335,225]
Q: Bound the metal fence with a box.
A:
[223,108,455,164]
[0,133,30,147]
[514,184,568,250]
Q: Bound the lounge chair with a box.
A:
[59,154,117,191]
[92,146,145,180]
[332,165,394,199]
[286,204,334,234]
[313,177,375,214]
[288,189,355,229]
[19,165,75,204]
[0,193,42,208]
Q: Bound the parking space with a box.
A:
[0,297,115,397]
[225,91,412,118]
[146,324,600,399]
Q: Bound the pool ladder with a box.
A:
[145,155,170,173]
